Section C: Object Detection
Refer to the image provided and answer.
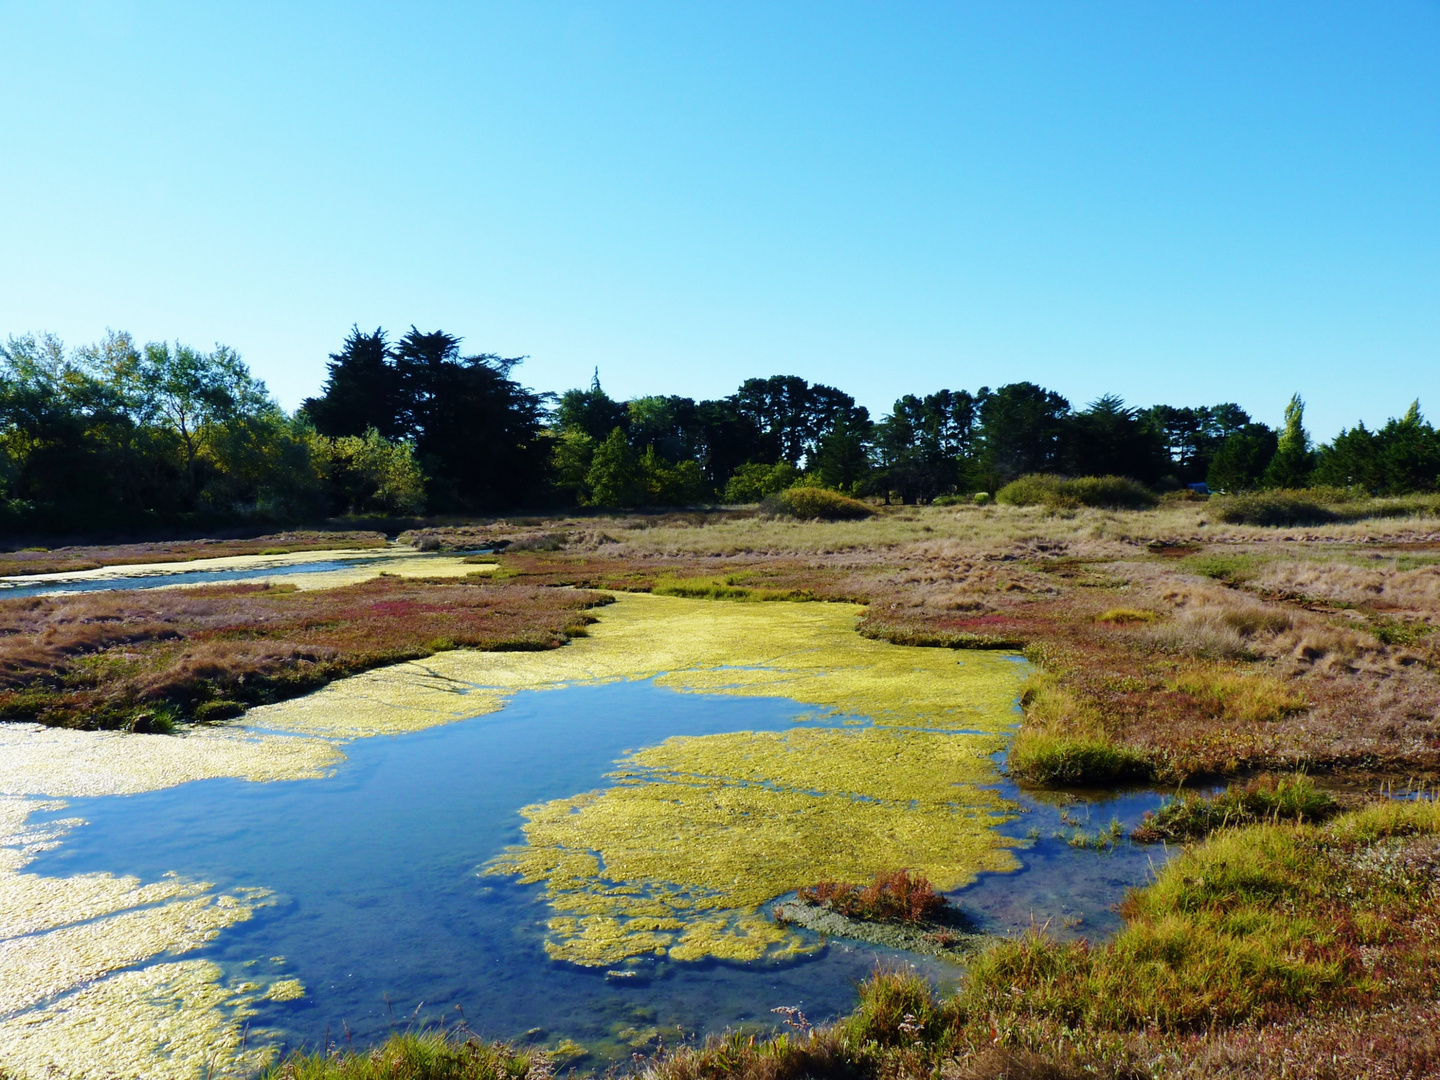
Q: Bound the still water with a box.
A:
[25,679,1169,1060]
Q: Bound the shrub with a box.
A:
[1211,487,1440,526]
[1210,489,1341,526]
[762,487,874,520]
[799,869,947,924]
[996,474,1158,510]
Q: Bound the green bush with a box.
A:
[762,486,874,520]
[996,474,1158,510]
[1211,487,1440,526]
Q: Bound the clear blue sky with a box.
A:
[2,2,1436,438]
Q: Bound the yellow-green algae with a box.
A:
[486,726,1020,966]
[0,797,286,1079]
[249,592,1025,738]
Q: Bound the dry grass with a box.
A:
[455,503,1440,783]
[13,502,1440,778]
[0,576,608,730]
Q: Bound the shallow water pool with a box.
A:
[19,678,1171,1065]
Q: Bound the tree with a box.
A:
[136,341,274,505]
[586,428,645,506]
[978,382,1070,483]
[310,427,425,515]
[1207,423,1278,492]
[553,371,628,441]
[1262,394,1315,489]
[812,409,872,492]
[302,327,402,439]
[1315,401,1440,494]
[1064,395,1168,483]
[1143,403,1251,483]
[389,327,552,509]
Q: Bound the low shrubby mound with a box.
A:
[996,474,1158,510]
[761,486,874,520]
[1211,487,1440,526]
[1132,773,1338,842]
[798,869,947,924]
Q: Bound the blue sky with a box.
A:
[1,2,1436,438]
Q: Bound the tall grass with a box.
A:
[264,1031,545,1080]
[1132,773,1338,842]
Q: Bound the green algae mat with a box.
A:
[0,593,1027,1078]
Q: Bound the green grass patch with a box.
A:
[1168,669,1306,723]
[1095,607,1158,624]
[1132,773,1339,842]
[263,1030,549,1080]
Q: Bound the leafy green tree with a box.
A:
[1207,423,1278,492]
[586,427,645,506]
[550,428,597,504]
[136,341,274,504]
[722,461,799,503]
[310,427,425,515]
[1262,394,1316,489]
[554,371,628,441]
[1315,401,1440,493]
[640,447,706,505]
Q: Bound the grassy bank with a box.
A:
[0,575,609,730]
[266,799,1440,1079]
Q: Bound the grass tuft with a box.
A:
[1131,774,1339,842]
[264,1030,546,1080]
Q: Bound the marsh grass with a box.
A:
[650,574,815,602]
[1212,488,1440,528]
[1167,670,1306,724]
[264,1031,546,1080]
[1008,673,1150,786]
[0,577,608,730]
[1131,774,1338,842]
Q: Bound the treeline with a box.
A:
[3,324,1438,533]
